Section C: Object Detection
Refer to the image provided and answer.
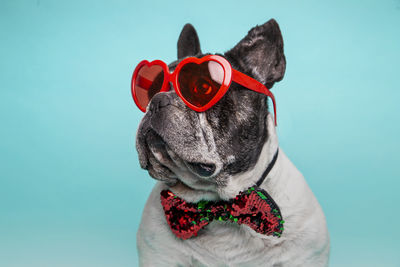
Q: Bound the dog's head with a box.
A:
[136,19,286,200]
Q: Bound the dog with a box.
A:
[135,19,330,266]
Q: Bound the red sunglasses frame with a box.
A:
[131,55,277,125]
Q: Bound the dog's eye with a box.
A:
[194,83,212,94]
[193,79,212,95]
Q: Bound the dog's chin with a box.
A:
[169,181,221,202]
[149,154,221,202]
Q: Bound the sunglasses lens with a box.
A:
[178,61,224,108]
[134,64,165,110]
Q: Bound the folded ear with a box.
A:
[225,19,286,89]
[177,24,202,59]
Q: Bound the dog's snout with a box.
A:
[186,162,216,177]
[149,93,171,112]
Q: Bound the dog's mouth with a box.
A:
[143,129,219,192]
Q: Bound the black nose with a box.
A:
[148,93,171,113]
[186,162,216,177]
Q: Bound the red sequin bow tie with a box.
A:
[160,186,284,240]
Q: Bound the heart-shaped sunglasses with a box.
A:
[131,55,277,125]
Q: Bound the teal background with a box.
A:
[1,0,399,266]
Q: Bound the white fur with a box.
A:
[137,114,330,266]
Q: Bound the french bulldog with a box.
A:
[135,19,330,266]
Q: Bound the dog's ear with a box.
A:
[177,24,202,59]
[225,19,286,89]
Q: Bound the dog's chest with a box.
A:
[184,221,285,266]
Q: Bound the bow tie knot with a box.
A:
[160,186,284,240]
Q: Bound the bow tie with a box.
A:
[160,186,284,240]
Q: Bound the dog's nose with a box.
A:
[148,93,171,113]
[186,162,216,177]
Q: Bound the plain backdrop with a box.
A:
[1,0,399,266]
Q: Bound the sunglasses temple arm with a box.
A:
[232,69,277,126]
[269,93,277,127]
